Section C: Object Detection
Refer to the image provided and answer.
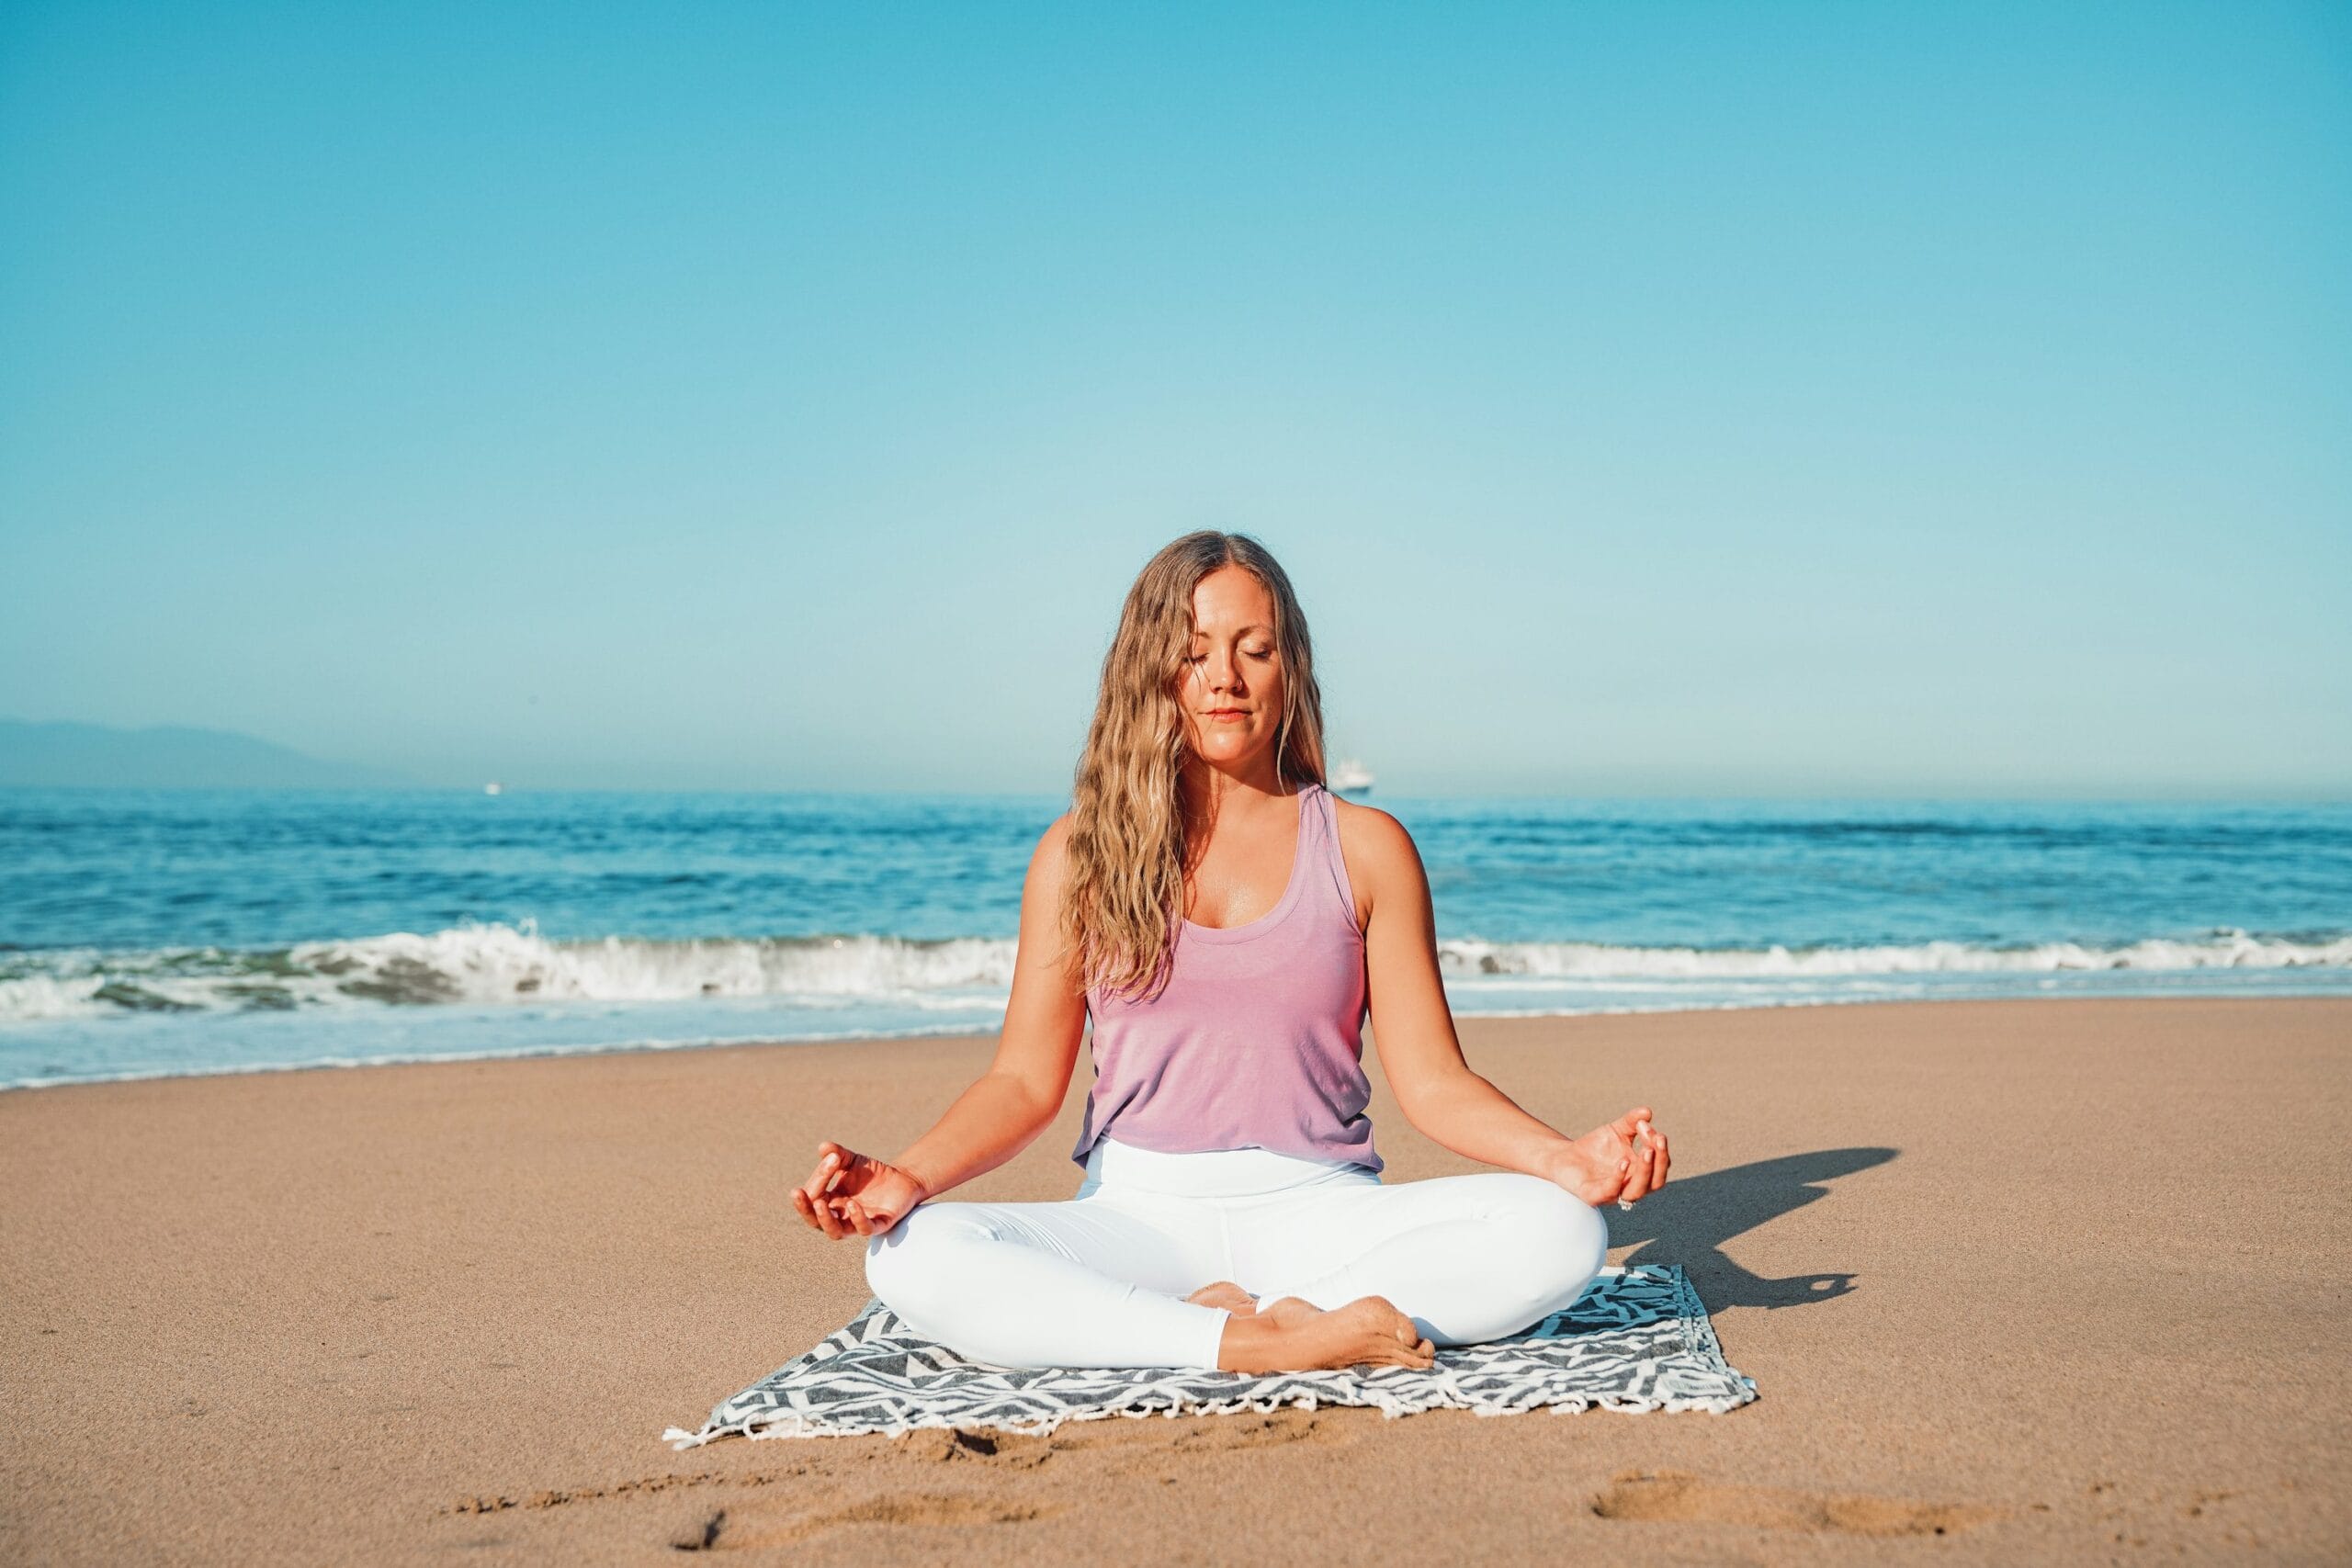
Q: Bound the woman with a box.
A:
[790,532,1670,1375]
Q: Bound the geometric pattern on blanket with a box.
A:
[664,1264,1757,1448]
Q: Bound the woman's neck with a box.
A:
[1176,755,1295,834]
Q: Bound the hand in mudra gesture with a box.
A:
[1545,1107,1671,1209]
[789,1140,927,1240]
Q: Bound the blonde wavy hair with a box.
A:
[1058,532,1329,1002]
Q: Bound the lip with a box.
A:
[1204,709,1250,720]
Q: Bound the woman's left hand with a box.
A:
[1542,1106,1670,1208]
[789,1141,928,1240]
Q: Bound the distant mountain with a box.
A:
[0,720,420,789]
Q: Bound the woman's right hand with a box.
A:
[789,1140,929,1240]
[1542,1107,1670,1209]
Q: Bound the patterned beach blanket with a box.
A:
[664,1264,1755,1447]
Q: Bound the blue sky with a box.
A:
[4,2,2346,797]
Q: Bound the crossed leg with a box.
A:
[1227,1171,1610,1348]
[863,1170,1607,1371]
[865,1190,1230,1371]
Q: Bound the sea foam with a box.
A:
[4,921,2348,1021]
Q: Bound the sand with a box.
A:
[2,997,2346,1564]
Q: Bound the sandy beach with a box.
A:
[2,996,2346,1563]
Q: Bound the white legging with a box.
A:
[863,1136,1610,1371]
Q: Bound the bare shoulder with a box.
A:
[1029,812,1076,880]
[1330,795,1413,852]
[1329,795,1427,903]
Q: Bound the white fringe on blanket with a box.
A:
[664,1264,1756,1449]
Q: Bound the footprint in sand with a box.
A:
[876,1411,1340,1480]
[889,1427,1053,1469]
[681,1493,1064,1550]
[1039,1408,1342,1463]
[1170,1412,1338,1453]
[669,1508,727,1551]
[1591,1470,1999,1537]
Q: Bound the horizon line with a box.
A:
[5,782,2348,808]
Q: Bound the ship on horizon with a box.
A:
[1329,757,1374,795]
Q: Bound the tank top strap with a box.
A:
[1303,780,1362,937]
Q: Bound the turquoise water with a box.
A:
[3,789,2346,1088]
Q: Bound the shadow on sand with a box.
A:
[1607,1147,1898,1310]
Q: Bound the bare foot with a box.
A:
[1185,1280,1259,1316]
[1216,1294,1435,1374]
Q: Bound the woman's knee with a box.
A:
[863,1201,985,1325]
[1492,1176,1608,1309]
[859,1202,1087,1371]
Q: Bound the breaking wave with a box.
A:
[1432,930,2352,979]
[4,920,2347,1021]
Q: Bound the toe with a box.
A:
[1185,1280,1251,1313]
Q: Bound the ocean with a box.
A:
[2,788,2346,1089]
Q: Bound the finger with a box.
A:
[1621,1139,1657,1203]
[809,1187,846,1240]
[797,1149,842,1208]
[1611,1106,1655,1139]
[790,1187,817,1232]
[1651,1127,1670,1187]
[1616,1144,1652,1206]
[846,1196,878,1237]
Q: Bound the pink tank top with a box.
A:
[1069,780,1382,1174]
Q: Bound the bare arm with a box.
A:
[789,815,1090,1238]
[890,817,1090,1197]
[1341,802,1669,1206]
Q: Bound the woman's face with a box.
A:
[1176,564,1286,774]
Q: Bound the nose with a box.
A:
[1193,647,1243,696]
